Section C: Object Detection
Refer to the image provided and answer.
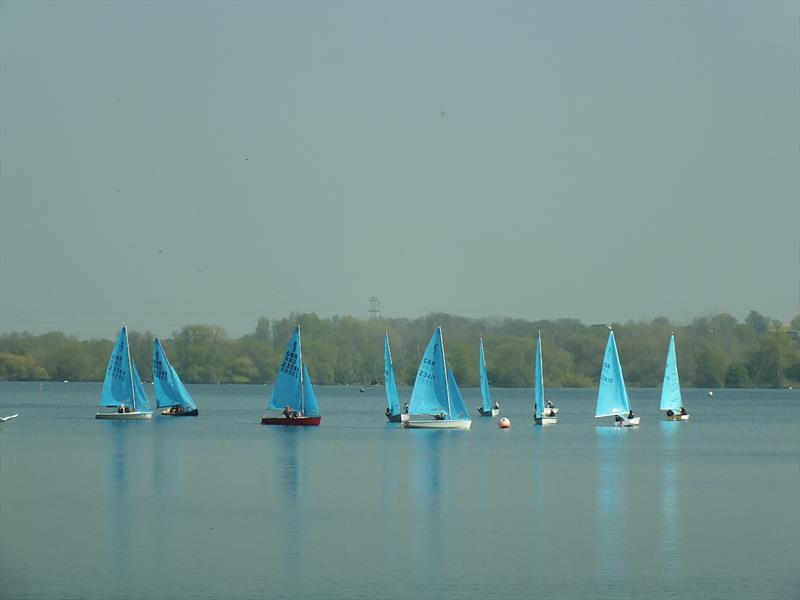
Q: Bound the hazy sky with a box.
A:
[1,0,798,339]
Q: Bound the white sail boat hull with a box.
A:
[613,416,640,427]
[535,416,558,425]
[95,411,153,420]
[666,413,689,421]
[404,418,472,430]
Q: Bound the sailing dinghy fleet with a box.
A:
[92,324,690,427]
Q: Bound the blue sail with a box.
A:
[479,337,492,413]
[446,367,470,420]
[659,335,682,412]
[409,328,449,415]
[384,332,401,416]
[99,326,134,408]
[131,363,152,413]
[534,332,545,418]
[302,365,320,417]
[595,331,632,418]
[153,338,196,410]
[268,326,303,413]
[171,367,196,410]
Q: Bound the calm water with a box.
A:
[1,382,798,600]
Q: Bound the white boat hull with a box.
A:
[477,407,499,417]
[613,416,640,427]
[96,411,153,420]
[404,419,472,430]
[535,416,558,425]
[0,413,19,422]
[666,413,690,421]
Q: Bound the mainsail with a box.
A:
[384,332,401,416]
[534,331,545,418]
[100,326,134,409]
[153,338,196,411]
[408,327,449,416]
[595,331,631,418]
[479,337,492,414]
[268,326,304,413]
[659,334,682,412]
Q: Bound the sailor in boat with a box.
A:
[283,405,295,419]
[385,407,393,418]
[680,407,688,416]
[627,410,635,420]
[403,402,409,414]
[614,415,624,423]
[434,412,446,421]
[493,400,500,411]
[666,409,675,417]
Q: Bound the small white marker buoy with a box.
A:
[708,391,714,397]
[499,417,511,429]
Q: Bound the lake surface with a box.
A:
[1,382,798,600]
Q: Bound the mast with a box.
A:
[440,327,453,417]
[298,326,304,416]
[124,326,136,412]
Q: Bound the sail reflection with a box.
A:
[276,428,301,570]
[594,427,627,581]
[660,421,681,572]
[279,428,301,500]
[410,431,442,580]
[105,421,131,573]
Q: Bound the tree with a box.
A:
[254,317,271,343]
[0,353,49,380]
[745,310,769,334]
[746,335,786,388]
[724,363,750,388]
[694,344,727,388]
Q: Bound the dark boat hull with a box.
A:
[261,416,321,427]
[161,408,199,417]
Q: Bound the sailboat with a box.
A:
[384,332,405,423]
[595,330,639,427]
[476,337,499,416]
[96,326,153,420]
[534,330,557,425]
[660,334,689,421]
[261,326,321,426]
[153,338,198,416]
[404,327,471,430]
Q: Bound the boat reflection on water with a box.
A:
[105,421,131,576]
[276,428,301,569]
[410,431,443,580]
[594,427,627,582]
[660,421,681,572]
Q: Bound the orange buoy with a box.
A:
[499,417,511,429]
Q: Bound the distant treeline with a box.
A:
[1,310,799,388]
